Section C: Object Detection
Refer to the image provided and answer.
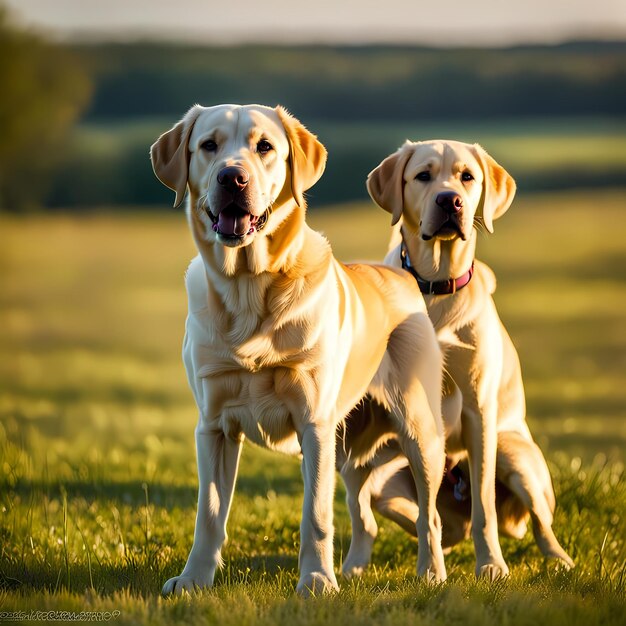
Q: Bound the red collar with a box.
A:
[400,240,474,295]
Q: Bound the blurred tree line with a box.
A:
[80,41,625,122]
[0,7,90,211]
[1,4,625,210]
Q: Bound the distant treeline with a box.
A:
[77,41,626,121]
[3,33,626,210]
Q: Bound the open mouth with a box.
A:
[423,219,466,241]
[206,203,271,240]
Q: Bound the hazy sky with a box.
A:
[5,0,626,46]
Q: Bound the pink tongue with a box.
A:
[218,210,251,236]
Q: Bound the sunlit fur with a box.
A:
[341,140,574,580]
[151,105,449,596]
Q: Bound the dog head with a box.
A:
[367,140,516,239]
[151,104,326,248]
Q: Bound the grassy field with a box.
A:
[1,191,625,624]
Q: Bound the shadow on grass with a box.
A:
[1,553,300,596]
[3,473,305,508]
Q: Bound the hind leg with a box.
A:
[497,431,574,568]
[372,370,468,548]
[372,462,473,551]
[372,461,420,537]
[338,402,399,577]
[340,463,378,577]
[370,313,447,582]
[341,447,421,577]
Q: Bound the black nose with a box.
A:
[217,166,249,193]
[435,191,463,214]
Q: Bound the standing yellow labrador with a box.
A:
[150,106,448,595]
[347,140,574,578]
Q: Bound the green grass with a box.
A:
[1,191,625,624]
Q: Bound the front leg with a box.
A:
[296,423,340,596]
[463,401,509,579]
[162,425,243,595]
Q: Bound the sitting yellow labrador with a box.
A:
[150,106,448,595]
[340,140,573,579]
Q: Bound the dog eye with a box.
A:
[257,139,273,155]
[201,139,218,152]
[461,171,474,182]
[415,171,431,182]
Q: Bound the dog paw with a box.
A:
[417,550,447,583]
[549,552,575,571]
[341,563,366,579]
[341,551,372,579]
[418,565,447,584]
[477,561,510,581]
[296,572,339,597]
[161,573,213,596]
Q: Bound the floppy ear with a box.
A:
[150,106,202,207]
[366,143,414,226]
[474,144,516,233]
[275,106,327,207]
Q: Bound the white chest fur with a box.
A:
[182,255,338,454]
